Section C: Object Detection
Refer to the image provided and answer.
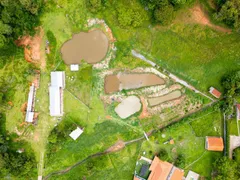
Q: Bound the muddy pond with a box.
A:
[104,73,165,94]
[61,30,108,64]
[148,90,182,107]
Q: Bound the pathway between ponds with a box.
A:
[131,50,214,101]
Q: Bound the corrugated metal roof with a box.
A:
[26,84,35,112]
[25,112,34,122]
[51,71,65,88]
[49,86,62,116]
[69,127,83,140]
[70,64,79,71]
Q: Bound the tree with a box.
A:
[157,149,169,161]
[87,0,103,13]
[215,0,240,31]
[154,5,174,25]
[213,157,239,180]
[175,154,185,168]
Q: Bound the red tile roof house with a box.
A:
[205,137,224,151]
[147,156,184,180]
[209,87,222,99]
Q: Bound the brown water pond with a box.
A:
[148,90,182,107]
[104,73,165,94]
[61,30,108,64]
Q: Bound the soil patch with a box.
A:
[190,5,231,33]
[148,90,182,107]
[105,73,165,94]
[61,30,108,64]
[105,140,125,153]
[16,27,45,68]
[139,97,149,119]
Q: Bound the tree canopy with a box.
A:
[215,0,240,31]
[0,0,42,47]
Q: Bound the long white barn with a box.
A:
[49,71,65,117]
[25,84,36,123]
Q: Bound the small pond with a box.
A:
[61,30,108,64]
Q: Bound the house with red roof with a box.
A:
[205,136,224,151]
[209,87,221,99]
[147,156,184,180]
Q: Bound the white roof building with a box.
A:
[49,71,65,117]
[25,112,34,123]
[51,71,65,88]
[70,64,79,71]
[25,84,36,123]
[186,171,200,180]
[69,127,83,140]
[49,87,63,116]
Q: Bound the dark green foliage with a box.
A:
[174,154,185,168]
[157,149,169,161]
[140,0,194,24]
[221,71,240,115]
[87,0,104,13]
[213,156,240,180]
[0,0,43,47]
[215,0,240,31]
[0,113,36,179]
[154,5,175,25]
[233,147,240,163]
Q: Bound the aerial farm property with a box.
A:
[1,1,240,180]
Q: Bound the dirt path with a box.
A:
[189,4,231,33]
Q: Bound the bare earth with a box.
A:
[105,140,125,153]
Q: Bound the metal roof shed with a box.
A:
[49,86,62,116]
[69,127,83,140]
[26,84,35,112]
[51,71,65,88]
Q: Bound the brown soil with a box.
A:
[34,132,40,142]
[139,96,150,119]
[189,5,231,33]
[105,140,125,153]
[8,101,14,106]
[16,27,46,69]
[21,102,27,113]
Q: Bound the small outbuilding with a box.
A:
[186,171,200,180]
[70,64,79,71]
[209,87,221,99]
[205,136,224,151]
[69,127,83,140]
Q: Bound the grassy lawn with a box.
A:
[48,142,141,180]
[139,107,222,178]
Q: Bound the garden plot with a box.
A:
[148,90,182,107]
[104,73,165,94]
[115,96,142,119]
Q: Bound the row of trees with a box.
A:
[0,0,43,47]
[87,0,195,28]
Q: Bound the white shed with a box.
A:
[186,171,200,180]
[51,71,65,88]
[70,64,79,71]
[69,127,83,140]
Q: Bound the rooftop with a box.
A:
[185,170,200,180]
[69,127,83,140]
[205,136,224,151]
[209,87,221,98]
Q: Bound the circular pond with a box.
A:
[61,30,108,64]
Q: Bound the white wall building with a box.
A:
[25,84,36,122]
[49,71,65,117]
[69,127,83,140]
